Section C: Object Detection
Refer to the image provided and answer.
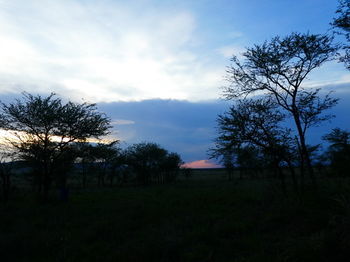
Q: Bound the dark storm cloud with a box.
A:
[98,99,230,162]
[307,89,350,147]
[98,91,349,162]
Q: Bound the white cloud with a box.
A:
[216,45,245,59]
[1,1,345,103]
[111,119,135,125]
[228,31,243,39]
[0,0,223,102]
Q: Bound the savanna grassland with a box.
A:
[1,169,350,262]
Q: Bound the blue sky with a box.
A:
[0,0,349,166]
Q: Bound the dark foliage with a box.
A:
[323,128,350,176]
[0,93,111,201]
[92,141,123,186]
[222,32,338,184]
[211,98,299,192]
[332,0,350,69]
[0,148,16,202]
[125,142,182,185]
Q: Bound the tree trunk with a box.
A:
[110,173,114,186]
[1,173,10,202]
[41,162,51,202]
[42,174,50,202]
[59,174,69,202]
[227,169,232,181]
[277,165,287,196]
[81,161,87,188]
[286,159,299,193]
[293,112,316,188]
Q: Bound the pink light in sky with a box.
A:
[182,160,221,169]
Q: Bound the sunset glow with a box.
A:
[182,160,222,169]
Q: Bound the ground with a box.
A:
[1,170,350,261]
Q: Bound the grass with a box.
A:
[1,170,350,261]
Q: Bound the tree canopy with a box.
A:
[323,128,350,176]
[222,32,338,182]
[125,142,182,185]
[0,93,112,200]
[332,0,350,69]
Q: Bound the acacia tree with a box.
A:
[236,146,264,179]
[332,0,350,69]
[211,98,298,192]
[224,33,338,183]
[221,151,235,181]
[75,142,96,188]
[323,128,350,176]
[160,152,182,183]
[125,142,182,185]
[93,140,121,186]
[0,93,111,201]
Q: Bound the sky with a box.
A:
[0,0,349,167]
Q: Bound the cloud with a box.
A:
[0,0,223,102]
[0,0,347,104]
[216,45,245,58]
[98,99,230,162]
[305,81,350,95]
[97,91,350,163]
[227,31,243,39]
[111,119,135,125]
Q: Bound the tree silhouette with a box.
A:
[332,0,350,69]
[323,128,350,176]
[223,33,338,185]
[93,140,121,186]
[236,146,264,179]
[75,142,96,188]
[221,151,235,181]
[0,93,111,201]
[160,152,182,183]
[125,142,182,185]
[212,98,299,192]
[0,146,16,202]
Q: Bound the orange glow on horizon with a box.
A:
[181,159,221,169]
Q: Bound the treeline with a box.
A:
[0,93,182,203]
[212,127,350,180]
[75,141,182,188]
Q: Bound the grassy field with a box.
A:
[1,170,350,261]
